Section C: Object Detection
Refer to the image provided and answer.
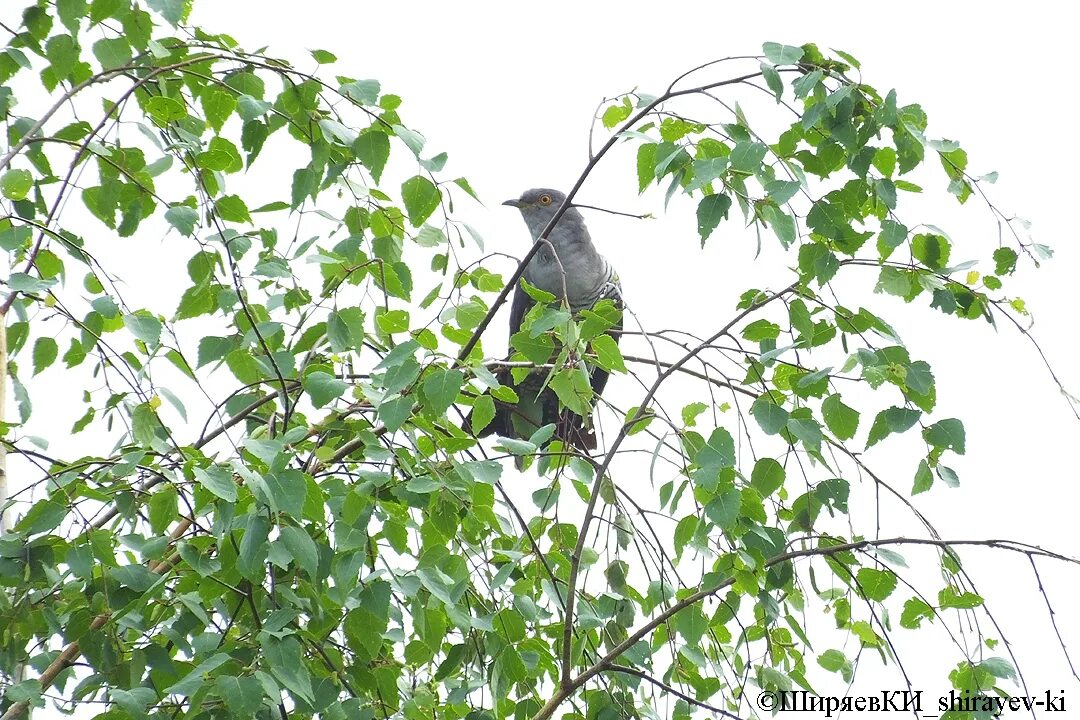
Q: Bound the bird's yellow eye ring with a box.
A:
[538,193,552,205]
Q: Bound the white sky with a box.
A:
[188,1,1080,709]
[7,1,1080,716]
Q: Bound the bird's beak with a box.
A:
[502,198,523,208]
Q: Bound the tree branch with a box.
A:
[532,536,1078,720]
[606,664,745,720]
[559,282,796,685]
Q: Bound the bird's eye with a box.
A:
[538,193,552,205]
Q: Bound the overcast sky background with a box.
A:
[189,1,1080,704]
[8,2,1080,715]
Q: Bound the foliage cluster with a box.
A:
[0,3,1073,720]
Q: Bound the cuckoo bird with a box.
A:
[473,188,623,453]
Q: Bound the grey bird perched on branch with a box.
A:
[472,188,623,453]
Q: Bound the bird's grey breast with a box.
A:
[524,247,615,312]
[523,245,567,297]
[518,203,616,310]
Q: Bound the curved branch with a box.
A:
[532,536,1079,720]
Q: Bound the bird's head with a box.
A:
[503,188,584,240]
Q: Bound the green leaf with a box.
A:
[742,319,780,342]
[110,688,156,717]
[798,243,839,286]
[32,337,58,375]
[279,525,319,573]
[194,465,237,502]
[131,402,165,446]
[938,586,983,609]
[993,247,1017,276]
[148,486,177,534]
[123,312,161,346]
[45,34,79,81]
[730,141,767,173]
[900,597,935,629]
[215,676,265,717]
[342,78,381,105]
[696,193,731,243]
[866,406,920,449]
[688,157,728,191]
[196,136,242,173]
[912,459,933,495]
[470,394,495,434]
[850,620,880,646]
[601,97,632,129]
[423,368,463,417]
[291,167,316,208]
[695,427,735,477]
[821,394,858,440]
[326,307,364,352]
[91,37,131,70]
[166,205,198,236]
[912,233,950,271]
[681,402,708,427]
[319,118,357,147]
[979,657,1017,682]
[0,226,31,252]
[6,272,56,294]
[401,175,440,227]
[375,308,409,334]
[263,470,307,518]
[760,62,783,99]
[452,176,479,201]
[1,169,33,200]
[589,333,626,373]
[818,649,851,677]
[875,178,896,209]
[856,567,897,602]
[112,564,159,592]
[510,330,554,365]
[236,95,270,121]
[667,517,696,558]
[923,418,965,454]
[636,143,656,192]
[392,124,426,155]
[215,194,251,223]
[303,371,348,408]
[704,487,742,530]
[378,394,413,433]
[14,499,67,535]
[786,416,822,451]
[197,336,235,367]
[57,0,88,32]
[145,95,187,125]
[762,42,804,65]
[355,132,391,182]
[872,147,897,177]
[344,580,392,657]
[238,515,271,582]
[145,0,190,26]
[750,457,785,497]
[201,90,237,133]
[579,300,621,340]
[674,607,709,646]
[751,397,788,435]
[764,179,800,205]
[550,368,592,417]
